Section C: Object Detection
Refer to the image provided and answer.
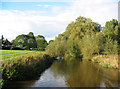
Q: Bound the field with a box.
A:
[0,50,45,61]
[0,50,30,55]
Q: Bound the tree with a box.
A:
[102,19,119,54]
[104,36,118,54]
[28,32,34,37]
[35,35,47,50]
[13,32,37,49]
[49,40,54,44]
[4,39,11,47]
[102,19,118,41]
[1,35,4,44]
[46,16,101,60]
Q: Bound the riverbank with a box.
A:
[4,60,118,88]
[1,52,54,87]
[91,54,119,69]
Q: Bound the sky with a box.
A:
[0,0,119,42]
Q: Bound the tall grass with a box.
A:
[1,52,54,86]
[92,54,118,69]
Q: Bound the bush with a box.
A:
[1,53,54,86]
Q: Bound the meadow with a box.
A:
[1,50,44,61]
[0,50,29,55]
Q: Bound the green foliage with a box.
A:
[28,32,34,37]
[47,37,67,57]
[119,69,120,72]
[65,39,81,59]
[102,64,110,68]
[93,59,99,63]
[46,16,119,61]
[1,35,4,44]
[46,16,101,60]
[49,40,54,44]
[13,33,37,49]
[104,37,118,54]
[1,53,54,86]
[0,35,11,48]
[35,35,48,50]
[80,32,103,60]
[13,33,48,50]
[102,19,119,42]
[112,66,117,69]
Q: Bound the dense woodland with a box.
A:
[46,16,120,61]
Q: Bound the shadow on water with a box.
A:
[2,59,119,88]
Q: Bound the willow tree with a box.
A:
[46,16,101,60]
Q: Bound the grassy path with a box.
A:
[1,50,45,61]
[0,51,31,56]
[0,50,28,55]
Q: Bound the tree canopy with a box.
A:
[13,32,47,50]
[35,35,47,50]
[46,16,119,60]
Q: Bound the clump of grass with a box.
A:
[102,64,110,68]
[93,59,99,63]
[112,66,117,69]
[119,69,120,72]
[1,53,54,86]
[92,54,118,69]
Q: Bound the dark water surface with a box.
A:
[5,60,119,88]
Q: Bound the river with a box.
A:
[4,60,119,88]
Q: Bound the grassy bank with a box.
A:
[91,55,118,69]
[1,52,54,86]
[2,50,44,61]
[0,50,29,55]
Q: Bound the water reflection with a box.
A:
[3,60,119,88]
[32,69,67,87]
[50,60,118,87]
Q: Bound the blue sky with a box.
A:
[2,2,71,11]
[0,0,119,42]
[1,2,71,16]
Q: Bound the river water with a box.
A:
[5,60,119,88]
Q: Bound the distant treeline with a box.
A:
[46,16,120,60]
[0,32,53,50]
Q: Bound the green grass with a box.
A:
[0,50,28,55]
[1,53,54,86]
[119,69,120,72]
[1,50,45,61]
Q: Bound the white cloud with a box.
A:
[57,0,118,26]
[36,4,52,8]
[46,36,55,42]
[0,10,68,42]
[52,6,62,12]
[0,0,118,42]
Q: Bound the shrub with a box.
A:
[1,53,54,86]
